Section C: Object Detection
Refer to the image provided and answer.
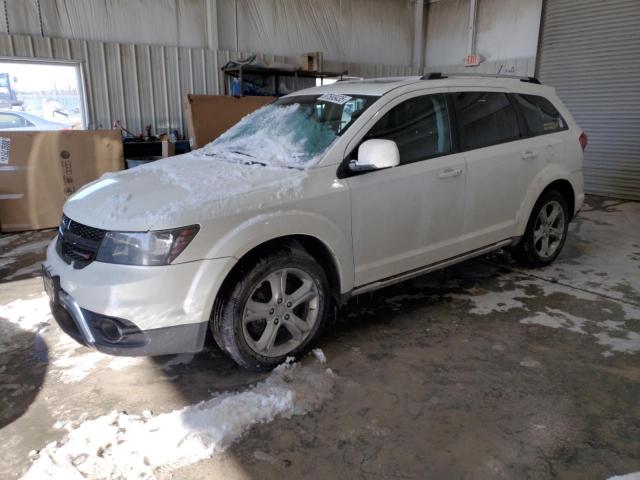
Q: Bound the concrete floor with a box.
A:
[0,195,639,479]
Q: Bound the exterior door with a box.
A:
[347,92,467,287]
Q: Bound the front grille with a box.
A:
[56,214,107,268]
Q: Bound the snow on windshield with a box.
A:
[199,103,338,169]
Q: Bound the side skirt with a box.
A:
[346,238,513,299]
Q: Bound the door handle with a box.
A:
[521,150,538,160]
[438,168,463,179]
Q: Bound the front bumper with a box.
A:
[43,239,236,356]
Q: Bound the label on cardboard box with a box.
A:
[0,137,10,164]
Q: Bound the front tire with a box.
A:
[512,190,569,268]
[211,247,330,371]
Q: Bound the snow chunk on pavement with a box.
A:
[22,352,335,480]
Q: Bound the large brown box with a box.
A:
[184,94,274,149]
[0,130,124,232]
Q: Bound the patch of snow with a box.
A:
[593,331,640,356]
[22,353,335,480]
[312,348,326,364]
[107,356,146,371]
[520,308,589,335]
[52,350,105,384]
[608,473,640,480]
[0,294,51,332]
[160,353,194,370]
[200,103,336,169]
[448,285,533,315]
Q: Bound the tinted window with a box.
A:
[453,92,520,150]
[365,93,451,164]
[514,94,567,136]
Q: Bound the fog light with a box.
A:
[100,318,124,342]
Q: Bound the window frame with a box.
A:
[510,93,569,139]
[450,89,524,153]
[0,57,89,129]
[338,89,458,178]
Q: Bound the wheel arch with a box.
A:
[516,167,578,235]
[217,234,344,302]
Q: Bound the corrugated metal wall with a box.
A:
[537,0,640,200]
[0,33,416,136]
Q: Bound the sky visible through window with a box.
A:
[0,61,85,129]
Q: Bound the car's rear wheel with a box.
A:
[211,247,330,370]
[512,190,569,268]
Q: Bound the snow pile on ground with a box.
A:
[22,353,336,480]
[608,473,640,480]
[0,295,51,332]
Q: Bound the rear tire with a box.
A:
[211,247,330,371]
[511,190,569,268]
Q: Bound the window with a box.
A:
[0,112,30,129]
[0,59,86,130]
[364,93,452,164]
[453,92,520,150]
[513,94,567,136]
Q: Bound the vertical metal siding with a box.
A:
[0,32,412,136]
[537,0,640,200]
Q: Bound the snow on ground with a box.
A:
[160,353,194,370]
[608,473,640,480]
[0,294,51,333]
[447,274,640,356]
[22,353,336,480]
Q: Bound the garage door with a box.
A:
[536,0,640,200]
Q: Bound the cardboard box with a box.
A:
[298,52,323,72]
[184,94,274,149]
[0,130,124,232]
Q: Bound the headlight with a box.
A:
[96,225,199,266]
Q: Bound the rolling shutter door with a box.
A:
[536,0,640,200]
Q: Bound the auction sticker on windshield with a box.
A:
[318,93,352,105]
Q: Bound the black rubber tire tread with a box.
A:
[511,189,569,268]
[211,247,330,371]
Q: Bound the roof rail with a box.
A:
[420,72,541,85]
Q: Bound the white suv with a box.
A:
[43,74,586,370]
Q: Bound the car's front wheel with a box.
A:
[511,190,569,267]
[211,247,330,370]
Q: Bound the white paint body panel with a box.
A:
[45,76,584,350]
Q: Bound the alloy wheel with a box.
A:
[533,200,565,259]
[241,268,320,357]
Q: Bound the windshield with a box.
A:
[200,94,377,169]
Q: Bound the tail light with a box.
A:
[579,132,588,151]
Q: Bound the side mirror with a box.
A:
[349,139,400,172]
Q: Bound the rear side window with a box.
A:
[513,94,568,136]
[365,93,452,164]
[453,92,520,150]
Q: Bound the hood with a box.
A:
[63,152,308,231]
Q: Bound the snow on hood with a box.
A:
[64,103,336,231]
[22,352,335,480]
[64,153,308,231]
